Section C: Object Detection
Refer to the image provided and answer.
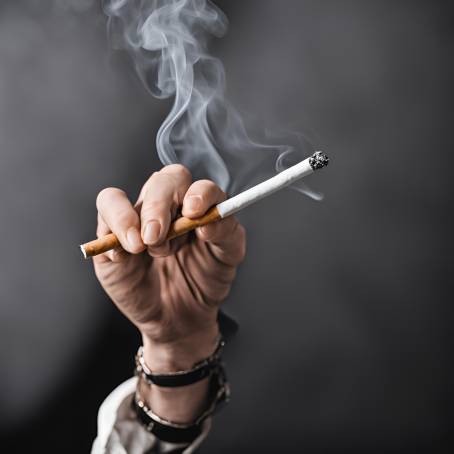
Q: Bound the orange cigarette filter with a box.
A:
[80,206,221,259]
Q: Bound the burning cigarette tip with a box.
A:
[309,151,329,170]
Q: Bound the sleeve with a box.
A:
[91,377,211,454]
[92,312,237,454]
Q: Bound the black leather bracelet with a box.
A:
[135,337,225,387]
[132,365,229,444]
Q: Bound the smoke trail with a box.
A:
[104,0,320,197]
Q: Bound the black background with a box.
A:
[0,1,452,452]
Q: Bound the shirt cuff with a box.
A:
[91,377,211,454]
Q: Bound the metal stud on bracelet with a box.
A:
[135,336,225,387]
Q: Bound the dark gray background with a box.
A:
[0,1,452,452]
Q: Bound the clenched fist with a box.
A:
[93,164,246,378]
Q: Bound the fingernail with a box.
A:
[144,221,160,245]
[126,227,142,251]
[186,195,202,212]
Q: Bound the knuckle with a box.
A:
[164,164,192,180]
[198,179,219,191]
[142,172,158,190]
[145,172,160,190]
[96,187,124,208]
[147,171,160,182]
[141,200,167,219]
[115,210,135,227]
[190,179,225,199]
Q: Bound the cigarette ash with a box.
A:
[104,0,325,199]
[309,152,329,170]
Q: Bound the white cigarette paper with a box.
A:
[216,151,328,218]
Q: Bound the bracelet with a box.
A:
[135,336,225,387]
[132,364,230,444]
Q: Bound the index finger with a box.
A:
[140,164,192,246]
[96,187,145,254]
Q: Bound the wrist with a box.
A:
[141,323,220,373]
[138,324,220,424]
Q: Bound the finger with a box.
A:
[96,212,110,238]
[96,213,128,259]
[92,214,111,264]
[96,187,145,254]
[182,179,226,219]
[140,164,192,246]
[94,214,129,263]
[196,217,246,267]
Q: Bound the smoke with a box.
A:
[103,0,320,198]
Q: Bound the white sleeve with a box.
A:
[91,377,211,454]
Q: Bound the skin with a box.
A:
[93,164,246,423]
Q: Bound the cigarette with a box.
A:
[80,151,329,258]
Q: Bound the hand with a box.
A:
[93,164,246,369]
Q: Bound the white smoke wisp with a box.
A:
[104,0,320,198]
